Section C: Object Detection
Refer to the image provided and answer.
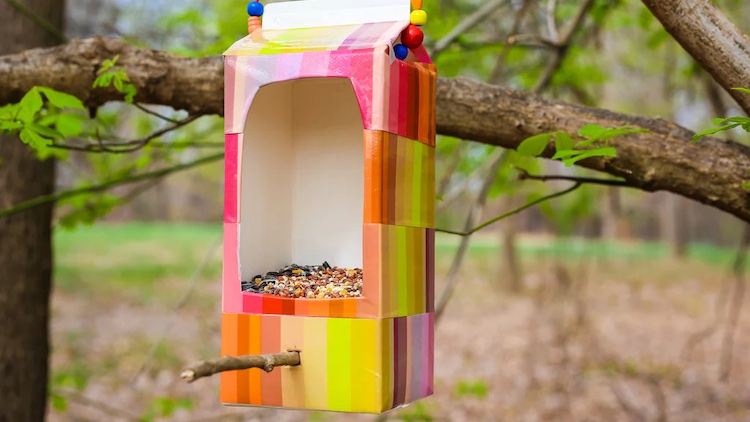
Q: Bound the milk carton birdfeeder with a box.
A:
[221,0,436,413]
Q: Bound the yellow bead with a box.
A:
[410,10,427,26]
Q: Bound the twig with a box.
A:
[52,389,139,421]
[546,0,560,42]
[0,153,223,217]
[719,224,750,382]
[52,115,200,154]
[129,234,223,387]
[517,168,630,187]
[134,103,182,124]
[431,0,507,58]
[608,380,648,422]
[437,143,466,199]
[182,351,301,383]
[435,181,582,237]
[2,0,68,43]
[533,0,595,93]
[489,0,534,84]
[435,151,507,322]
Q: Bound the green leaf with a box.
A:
[742,181,750,191]
[554,132,575,152]
[50,394,68,413]
[93,73,114,88]
[731,87,750,95]
[578,124,608,139]
[517,133,553,157]
[38,87,85,110]
[19,127,50,150]
[56,113,85,137]
[0,120,24,132]
[562,147,617,166]
[97,55,119,75]
[17,88,43,122]
[123,84,137,104]
[692,123,741,142]
[113,75,124,92]
[551,149,584,160]
[27,123,62,140]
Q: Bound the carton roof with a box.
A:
[224,0,411,57]
[223,20,409,57]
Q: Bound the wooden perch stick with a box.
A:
[181,351,301,383]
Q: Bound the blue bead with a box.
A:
[394,44,409,60]
[247,2,264,17]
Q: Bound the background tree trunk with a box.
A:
[0,1,64,420]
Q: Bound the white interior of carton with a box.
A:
[240,78,364,280]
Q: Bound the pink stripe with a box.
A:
[411,45,433,64]
[410,314,422,401]
[349,49,375,130]
[224,134,239,223]
[338,23,372,50]
[420,313,430,397]
[426,312,434,395]
[224,56,237,133]
[242,292,263,314]
[299,51,333,78]
[329,49,352,80]
[276,52,304,82]
[222,223,242,313]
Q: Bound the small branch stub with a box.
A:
[181,351,301,383]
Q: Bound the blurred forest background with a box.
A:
[32,0,750,421]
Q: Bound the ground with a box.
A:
[48,224,750,421]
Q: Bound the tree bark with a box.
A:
[0,38,750,223]
[0,1,63,421]
[641,0,750,115]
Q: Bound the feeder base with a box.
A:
[220,312,434,413]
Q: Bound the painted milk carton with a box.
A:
[221,0,436,413]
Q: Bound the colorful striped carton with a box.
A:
[221,0,435,413]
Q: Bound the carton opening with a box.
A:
[239,78,365,290]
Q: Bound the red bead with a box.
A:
[401,25,424,49]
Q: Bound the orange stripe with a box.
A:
[362,224,381,317]
[261,316,282,407]
[220,314,239,403]
[343,297,358,318]
[248,315,262,404]
[364,131,383,223]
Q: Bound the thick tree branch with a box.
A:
[181,351,301,383]
[1,37,750,222]
[642,0,750,115]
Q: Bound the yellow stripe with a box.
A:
[379,319,393,411]
[351,319,378,412]
[426,147,436,228]
[406,227,416,314]
[303,318,328,409]
[280,316,306,409]
[327,319,352,411]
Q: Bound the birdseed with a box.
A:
[241,262,363,299]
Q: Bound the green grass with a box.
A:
[436,234,740,268]
[53,223,741,302]
[54,223,222,302]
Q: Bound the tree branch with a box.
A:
[52,114,200,153]
[430,0,507,58]
[181,351,301,383]
[1,37,750,222]
[641,0,750,115]
[0,153,223,217]
[517,168,631,187]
